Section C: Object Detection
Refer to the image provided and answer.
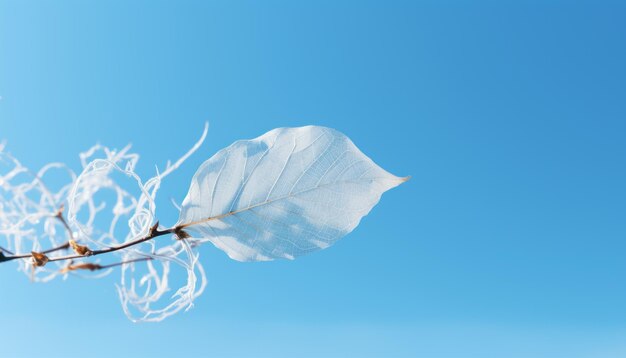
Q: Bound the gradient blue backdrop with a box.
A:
[1,1,625,357]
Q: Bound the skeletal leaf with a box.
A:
[178,126,408,262]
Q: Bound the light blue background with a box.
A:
[1,1,625,357]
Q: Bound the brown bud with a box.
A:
[31,252,49,267]
[149,221,160,236]
[69,240,93,256]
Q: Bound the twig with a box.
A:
[0,246,14,255]
[0,221,188,267]
[61,257,153,273]
[0,205,86,263]
[47,224,179,263]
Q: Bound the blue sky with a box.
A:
[1,1,625,357]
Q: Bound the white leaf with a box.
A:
[177,126,408,262]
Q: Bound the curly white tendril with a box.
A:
[0,124,209,322]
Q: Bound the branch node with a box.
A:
[174,227,191,240]
[69,240,93,256]
[54,204,66,219]
[31,252,49,267]
[149,221,160,236]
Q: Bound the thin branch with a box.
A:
[61,257,153,273]
[0,222,183,265]
[0,251,30,262]
[0,206,81,263]
[0,124,208,269]
[100,257,153,269]
[44,204,73,254]
[54,205,74,239]
[42,242,70,254]
[45,224,178,263]
[0,246,14,255]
